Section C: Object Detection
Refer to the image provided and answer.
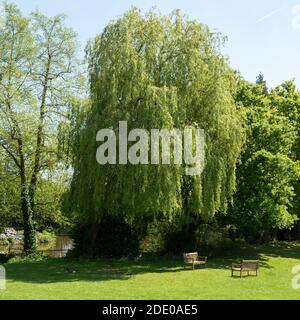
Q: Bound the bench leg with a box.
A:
[240,270,242,278]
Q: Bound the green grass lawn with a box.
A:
[0,242,300,300]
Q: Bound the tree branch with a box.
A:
[0,140,21,169]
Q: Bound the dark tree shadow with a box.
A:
[3,241,300,285]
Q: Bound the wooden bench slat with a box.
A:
[231,260,259,277]
[183,252,207,270]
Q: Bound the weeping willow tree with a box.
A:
[69,8,245,251]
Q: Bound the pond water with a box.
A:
[41,235,74,258]
[0,235,74,258]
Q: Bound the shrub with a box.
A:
[72,216,140,258]
[0,252,16,263]
[164,220,232,256]
[196,224,226,249]
[139,222,166,253]
[37,230,56,245]
[7,252,46,263]
[0,234,9,246]
[164,228,198,254]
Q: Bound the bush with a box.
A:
[139,222,166,253]
[72,215,140,258]
[0,252,17,263]
[3,228,17,237]
[196,224,226,249]
[164,228,198,254]
[0,234,9,246]
[163,220,232,256]
[7,252,46,263]
[37,230,56,245]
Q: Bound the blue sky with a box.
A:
[5,0,300,88]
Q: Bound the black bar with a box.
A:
[0,300,296,319]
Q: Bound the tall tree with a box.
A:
[69,8,245,253]
[230,78,300,241]
[0,3,79,254]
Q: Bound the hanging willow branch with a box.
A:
[70,8,245,224]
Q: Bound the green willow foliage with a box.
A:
[70,9,245,225]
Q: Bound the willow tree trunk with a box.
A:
[83,221,99,257]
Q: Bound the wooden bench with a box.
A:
[231,260,259,277]
[183,252,207,270]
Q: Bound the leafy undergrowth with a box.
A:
[0,241,299,300]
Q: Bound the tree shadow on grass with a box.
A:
[3,241,300,285]
[204,240,300,269]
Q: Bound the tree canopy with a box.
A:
[0,3,81,252]
[229,78,300,241]
[69,8,245,236]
